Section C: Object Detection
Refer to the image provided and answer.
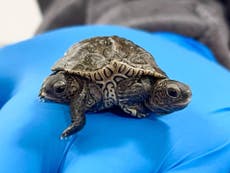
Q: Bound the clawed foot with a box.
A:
[136,112,149,118]
[60,121,85,140]
[121,104,149,118]
[60,126,73,140]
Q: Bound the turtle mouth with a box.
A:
[39,91,69,104]
[39,90,54,102]
[174,96,192,108]
[39,94,63,103]
[39,91,52,102]
[180,98,191,106]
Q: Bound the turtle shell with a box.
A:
[52,36,167,81]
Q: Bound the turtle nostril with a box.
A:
[185,89,192,98]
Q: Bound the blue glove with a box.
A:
[0,26,230,173]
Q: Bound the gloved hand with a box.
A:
[0,25,230,173]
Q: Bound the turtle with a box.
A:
[39,36,192,139]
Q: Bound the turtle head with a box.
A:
[39,72,82,103]
[145,79,192,114]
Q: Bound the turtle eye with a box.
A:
[167,84,180,98]
[53,81,66,94]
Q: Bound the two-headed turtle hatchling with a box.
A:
[39,36,192,139]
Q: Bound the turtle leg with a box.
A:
[120,103,150,118]
[117,77,151,118]
[61,83,102,139]
[60,88,87,139]
[117,77,152,102]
